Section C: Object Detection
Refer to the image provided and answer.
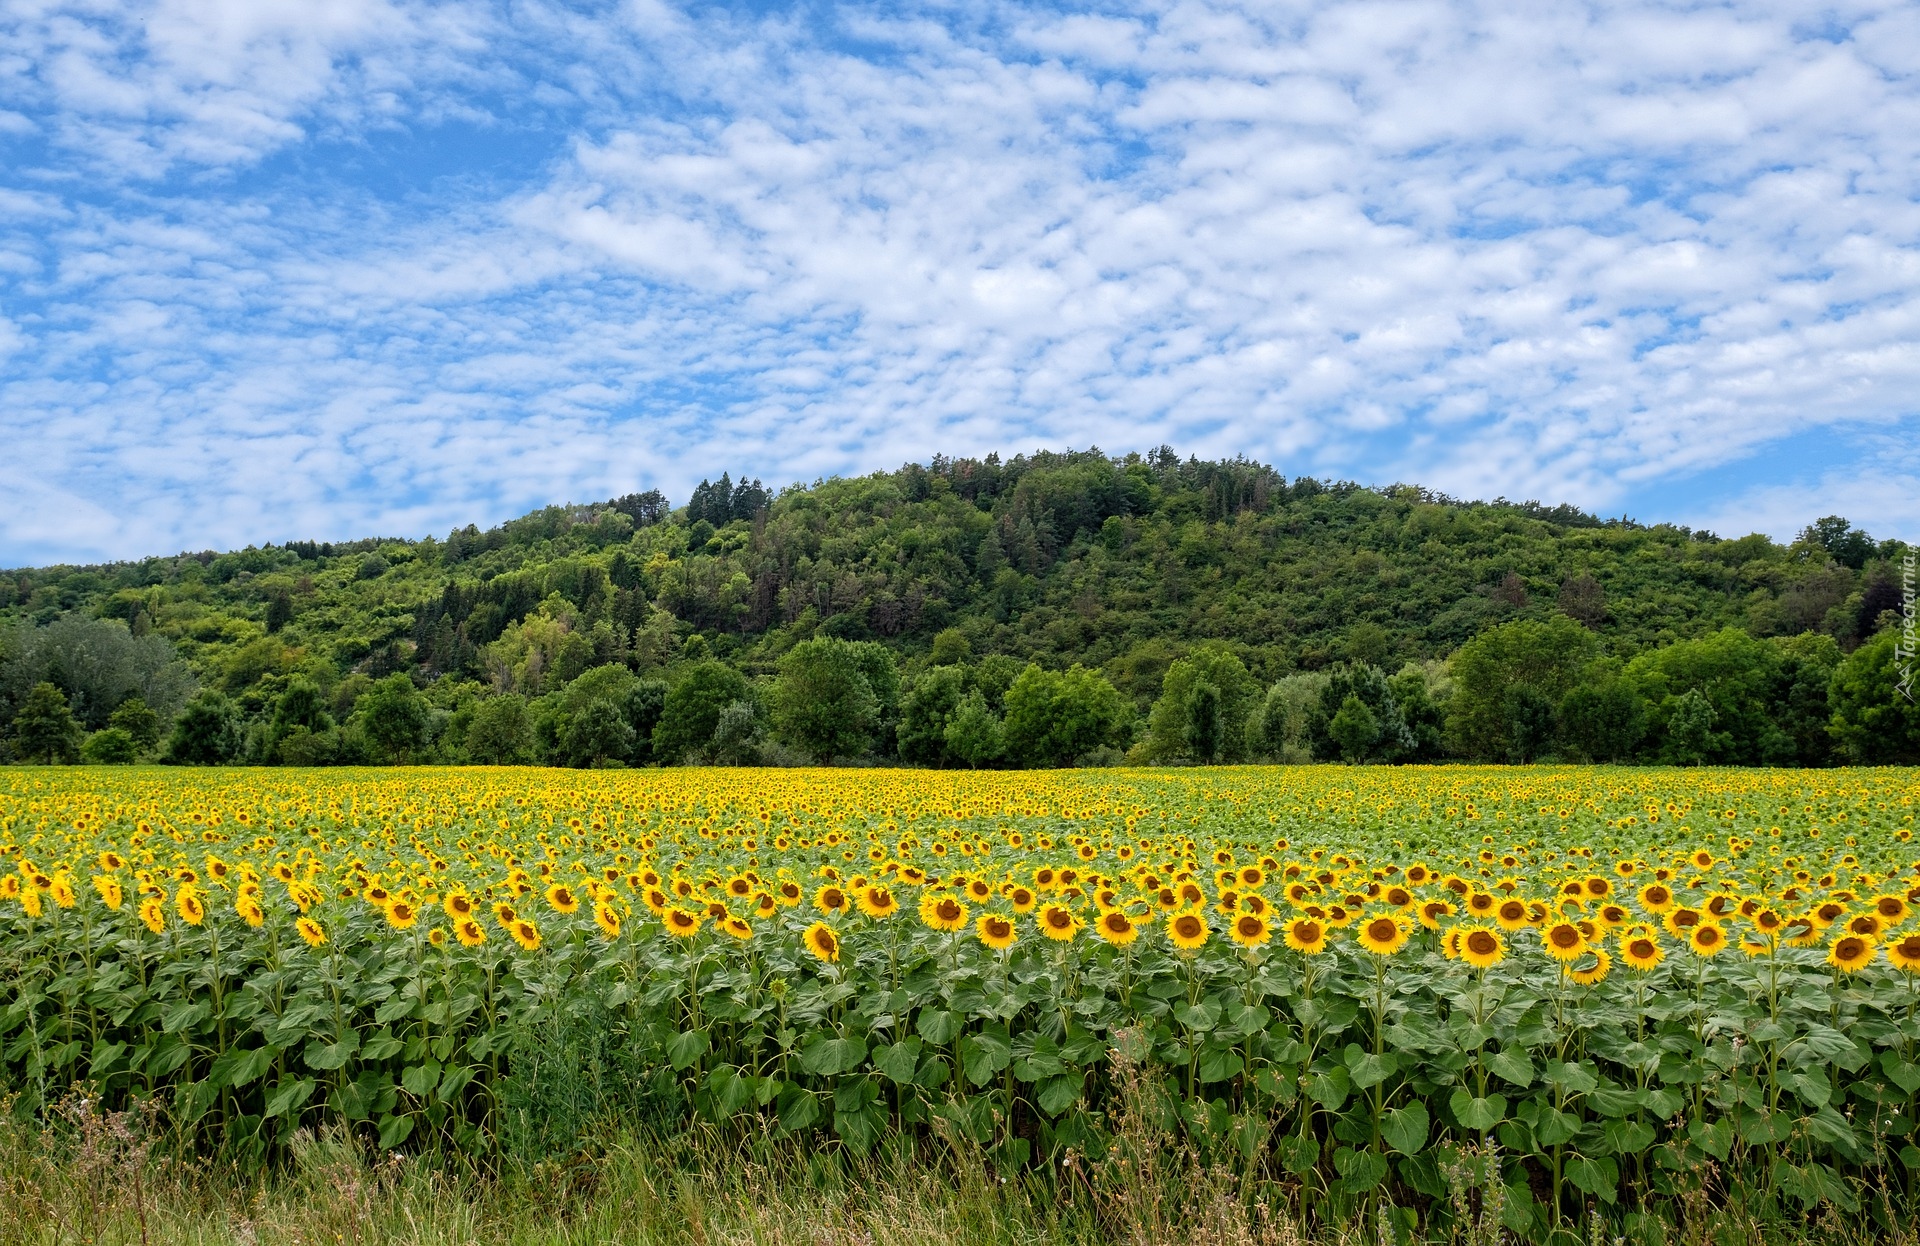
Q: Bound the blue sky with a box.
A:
[2,0,1918,566]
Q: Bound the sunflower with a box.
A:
[444,891,475,920]
[1541,922,1585,962]
[1662,908,1703,938]
[1009,885,1039,913]
[1494,898,1530,931]
[296,917,326,947]
[511,920,542,951]
[804,921,841,963]
[1873,894,1911,924]
[139,897,167,934]
[1687,923,1728,957]
[1279,917,1325,954]
[385,900,419,930]
[176,889,206,927]
[1885,934,1920,974]
[919,893,969,932]
[1465,892,1497,918]
[1460,926,1505,968]
[92,875,124,910]
[1167,911,1210,951]
[1619,931,1662,972]
[857,886,899,919]
[455,918,486,947]
[1828,934,1875,973]
[721,916,753,940]
[237,898,266,928]
[1637,882,1675,914]
[1094,910,1138,947]
[663,907,703,938]
[1565,949,1611,985]
[1356,915,1408,956]
[1039,904,1083,942]
[594,903,622,939]
[1230,913,1272,948]
[977,913,1018,950]
[545,884,580,914]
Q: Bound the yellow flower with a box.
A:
[663,907,703,938]
[1828,934,1875,973]
[385,900,419,930]
[455,918,487,947]
[1038,904,1082,942]
[977,913,1018,950]
[1619,930,1663,972]
[1356,914,1408,956]
[511,919,542,951]
[1284,917,1328,954]
[1687,923,1728,958]
[1459,926,1505,969]
[1541,921,1586,963]
[1094,910,1138,947]
[176,889,206,927]
[813,884,849,915]
[1167,911,1209,951]
[92,875,124,910]
[546,884,580,914]
[1885,933,1920,974]
[140,897,167,934]
[857,885,899,919]
[1229,913,1271,948]
[296,917,326,947]
[919,893,969,932]
[1565,949,1611,986]
[803,921,841,963]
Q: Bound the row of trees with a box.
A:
[9,613,1919,768]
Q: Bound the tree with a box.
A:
[467,695,534,765]
[81,727,138,764]
[1002,664,1129,767]
[1827,630,1920,764]
[1664,689,1718,766]
[166,692,242,765]
[654,661,750,763]
[944,691,1005,767]
[711,700,767,765]
[929,628,972,666]
[1623,629,1788,765]
[1502,685,1557,763]
[14,682,82,763]
[1142,646,1257,762]
[898,665,969,765]
[108,697,162,752]
[560,698,636,768]
[1557,573,1607,628]
[265,587,294,634]
[1327,695,1380,763]
[1307,664,1415,763]
[354,674,430,764]
[269,680,335,761]
[1446,617,1601,761]
[1184,679,1223,762]
[1386,664,1449,761]
[1558,679,1645,762]
[772,638,881,761]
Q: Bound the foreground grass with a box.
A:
[0,1099,1909,1246]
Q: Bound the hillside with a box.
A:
[0,448,1909,767]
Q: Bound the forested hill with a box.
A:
[0,448,1910,768]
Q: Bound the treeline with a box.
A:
[2,448,1915,767]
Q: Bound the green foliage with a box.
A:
[772,638,888,761]
[465,694,533,765]
[1,448,1910,771]
[653,661,750,763]
[1828,629,1920,763]
[108,696,163,752]
[1142,646,1257,763]
[1327,694,1379,763]
[1447,617,1601,761]
[352,674,430,764]
[165,691,243,765]
[14,682,82,763]
[943,690,1005,767]
[80,726,139,764]
[1001,664,1128,767]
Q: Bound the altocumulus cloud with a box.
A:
[1,0,1917,564]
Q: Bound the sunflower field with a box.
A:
[3,764,1919,1239]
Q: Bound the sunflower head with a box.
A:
[1829,934,1875,973]
[1167,911,1209,952]
[1230,913,1271,948]
[1095,910,1138,947]
[1357,915,1408,956]
[1039,904,1083,942]
[1688,923,1727,957]
[977,913,1018,950]
[804,921,841,963]
[1461,926,1504,969]
[1284,918,1328,954]
[663,907,703,938]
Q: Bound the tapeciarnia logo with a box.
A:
[1898,552,1917,703]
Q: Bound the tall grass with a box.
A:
[0,1077,1905,1246]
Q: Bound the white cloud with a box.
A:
[1,0,1918,564]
